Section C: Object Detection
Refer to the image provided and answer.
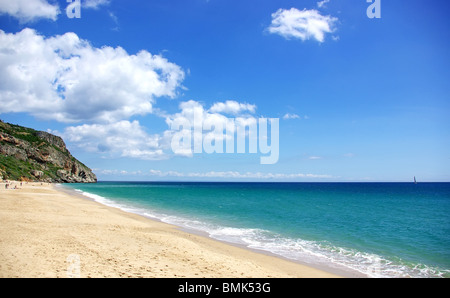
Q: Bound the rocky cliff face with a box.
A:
[0,120,97,183]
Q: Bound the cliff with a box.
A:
[0,120,97,183]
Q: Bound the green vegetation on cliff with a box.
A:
[0,120,97,183]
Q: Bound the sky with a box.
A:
[0,0,449,182]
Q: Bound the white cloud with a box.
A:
[165,100,260,157]
[209,100,256,115]
[145,170,332,180]
[317,0,330,8]
[0,0,59,22]
[283,113,300,120]
[0,0,113,23]
[0,28,185,123]
[97,168,333,180]
[108,11,119,27]
[166,100,256,134]
[97,169,142,176]
[59,120,168,160]
[308,156,323,160]
[58,99,260,161]
[83,0,110,9]
[267,8,338,43]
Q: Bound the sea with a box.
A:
[61,182,450,278]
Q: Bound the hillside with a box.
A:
[0,120,97,183]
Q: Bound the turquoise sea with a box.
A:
[62,182,450,278]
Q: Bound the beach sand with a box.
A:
[0,182,340,278]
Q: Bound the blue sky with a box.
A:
[0,0,449,182]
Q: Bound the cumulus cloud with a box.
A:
[166,100,246,134]
[0,28,185,123]
[165,100,260,156]
[0,0,113,22]
[59,120,167,160]
[0,0,60,22]
[267,8,337,42]
[57,99,260,161]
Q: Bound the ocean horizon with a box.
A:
[62,181,450,278]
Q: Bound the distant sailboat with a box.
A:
[414,176,417,184]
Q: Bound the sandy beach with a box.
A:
[0,182,340,278]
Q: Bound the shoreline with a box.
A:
[58,183,363,278]
[0,181,345,278]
